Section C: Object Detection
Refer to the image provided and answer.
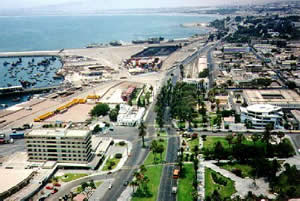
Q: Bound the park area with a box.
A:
[131,138,168,201]
[205,168,236,199]
[177,164,195,201]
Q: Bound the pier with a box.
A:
[0,86,61,97]
[0,50,61,58]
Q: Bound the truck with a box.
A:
[173,168,180,179]
[10,132,25,139]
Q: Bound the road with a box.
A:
[98,83,159,201]
[156,65,180,201]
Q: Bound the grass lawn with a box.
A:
[56,173,88,183]
[157,130,167,137]
[132,165,163,201]
[203,136,265,151]
[177,121,186,129]
[203,137,230,150]
[102,158,121,171]
[144,138,168,166]
[217,162,254,178]
[205,168,236,199]
[186,137,199,151]
[178,164,195,201]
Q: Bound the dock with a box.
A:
[0,86,61,97]
[0,50,61,58]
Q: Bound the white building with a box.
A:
[240,104,283,129]
[25,129,92,163]
[117,104,145,126]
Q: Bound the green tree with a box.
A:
[263,123,273,144]
[214,141,225,162]
[138,122,147,148]
[109,109,118,122]
[225,134,234,148]
[150,140,158,162]
[157,144,165,162]
[90,103,110,117]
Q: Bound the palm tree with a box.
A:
[138,121,147,148]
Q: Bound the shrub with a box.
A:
[211,171,227,186]
[232,168,242,177]
[115,153,122,159]
[118,141,126,146]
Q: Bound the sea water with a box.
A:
[0,14,218,52]
[0,14,218,108]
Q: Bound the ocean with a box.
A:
[0,14,218,52]
[0,14,218,109]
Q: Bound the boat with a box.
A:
[12,97,21,102]
[3,61,10,66]
[1,104,8,108]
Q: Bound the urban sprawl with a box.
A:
[1,1,300,201]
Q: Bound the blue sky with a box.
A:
[1,0,289,10]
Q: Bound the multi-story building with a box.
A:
[240,104,283,129]
[25,129,92,163]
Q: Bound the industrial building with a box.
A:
[240,104,283,129]
[243,89,300,109]
[25,129,93,163]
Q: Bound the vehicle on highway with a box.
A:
[123,181,129,186]
[107,171,112,175]
[108,183,113,189]
[173,168,180,179]
[172,186,177,194]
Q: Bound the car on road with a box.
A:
[108,184,113,189]
[107,171,112,175]
[172,187,177,194]
[123,181,129,186]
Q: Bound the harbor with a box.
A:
[0,54,64,108]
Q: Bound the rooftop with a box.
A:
[246,104,282,113]
[243,89,300,105]
[26,129,89,138]
[0,169,34,195]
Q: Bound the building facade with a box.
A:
[240,104,283,129]
[25,129,92,163]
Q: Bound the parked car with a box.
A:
[54,183,61,187]
[123,181,129,186]
[46,186,53,190]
